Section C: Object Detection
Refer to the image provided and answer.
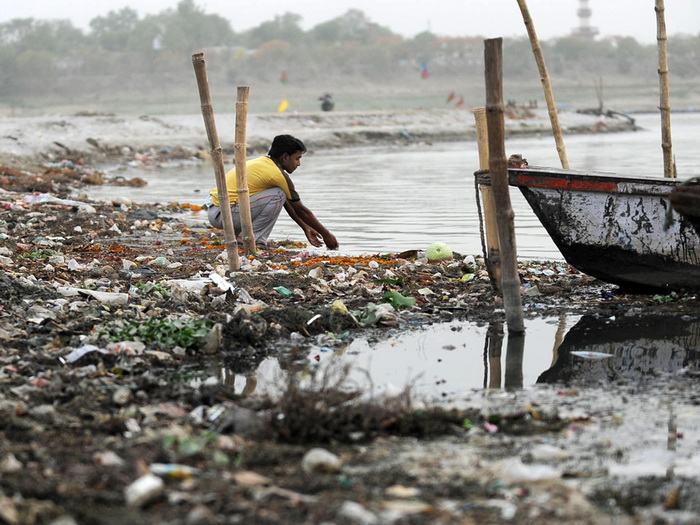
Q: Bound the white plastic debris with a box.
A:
[59,345,108,364]
[209,272,234,292]
[57,286,81,297]
[27,305,57,324]
[77,289,129,305]
[337,501,378,525]
[148,257,170,266]
[124,473,165,508]
[23,193,85,207]
[67,259,83,271]
[308,267,323,279]
[301,448,342,474]
[163,278,210,293]
[0,453,22,474]
[122,259,137,270]
[93,450,125,467]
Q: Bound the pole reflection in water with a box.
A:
[505,332,525,390]
[483,322,525,390]
[213,314,700,402]
[485,322,503,389]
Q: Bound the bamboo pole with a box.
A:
[192,53,240,272]
[516,0,570,169]
[235,86,256,254]
[484,38,525,334]
[473,107,502,292]
[655,0,675,178]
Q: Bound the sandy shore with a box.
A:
[0,107,635,169]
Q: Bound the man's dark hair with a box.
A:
[268,135,306,159]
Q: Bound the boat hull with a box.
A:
[499,167,700,290]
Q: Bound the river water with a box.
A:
[86,112,700,260]
[85,112,700,395]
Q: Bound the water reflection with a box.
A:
[484,323,525,390]
[213,313,700,401]
[537,314,700,385]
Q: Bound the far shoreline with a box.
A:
[0,107,640,175]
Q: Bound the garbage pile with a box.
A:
[4,183,700,523]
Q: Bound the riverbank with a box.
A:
[2,184,700,522]
[2,109,700,524]
[0,106,637,172]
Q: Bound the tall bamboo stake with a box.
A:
[655,0,675,178]
[516,0,570,169]
[235,86,256,254]
[484,38,524,334]
[473,107,502,292]
[192,53,240,271]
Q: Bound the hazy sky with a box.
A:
[1,0,698,43]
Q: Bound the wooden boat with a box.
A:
[476,166,700,291]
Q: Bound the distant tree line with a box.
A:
[0,0,697,107]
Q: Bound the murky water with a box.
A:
[85,112,700,397]
[85,112,700,259]
[213,313,700,402]
[216,317,568,400]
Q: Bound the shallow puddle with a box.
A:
[213,313,700,403]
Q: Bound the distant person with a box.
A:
[204,134,338,251]
[319,94,334,111]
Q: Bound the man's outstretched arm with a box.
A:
[285,200,338,249]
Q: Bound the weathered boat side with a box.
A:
[476,166,700,291]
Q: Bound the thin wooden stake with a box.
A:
[655,0,675,178]
[192,53,240,272]
[235,86,256,254]
[474,107,502,292]
[516,0,570,169]
[484,38,525,334]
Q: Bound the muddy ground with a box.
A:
[2,112,700,524]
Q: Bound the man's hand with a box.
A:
[287,200,338,249]
[304,227,323,247]
[323,232,339,250]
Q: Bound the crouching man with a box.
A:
[205,134,338,250]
